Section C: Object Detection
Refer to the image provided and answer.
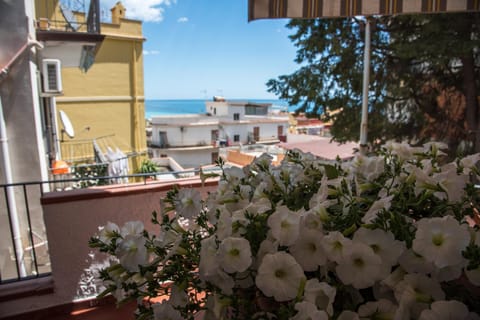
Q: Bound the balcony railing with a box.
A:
[0,168,222,286]
[0,181,50,284]
[36,0,101,34]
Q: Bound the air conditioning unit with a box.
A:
[42,59,62,94]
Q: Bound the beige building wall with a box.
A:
[54,4,147,173]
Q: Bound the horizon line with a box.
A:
[145,97,285,100]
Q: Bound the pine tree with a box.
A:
[268,13,480,153]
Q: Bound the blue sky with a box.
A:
[102,0,299,99]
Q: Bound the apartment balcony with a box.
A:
[0,174,219,319]
[35,0,104,71]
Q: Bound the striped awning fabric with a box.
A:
[248,0,480,21]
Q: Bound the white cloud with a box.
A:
[102,0,175,22]
[177,17,188,23]
[143,50,160,55]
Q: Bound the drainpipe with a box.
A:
[131,39,140,170]
[0,97,27,277]
[0,39,44,278]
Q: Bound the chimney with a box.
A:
[111,2,126,24]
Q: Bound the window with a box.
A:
[233,113,240,121]
[245,105,268,115]
[234,134,240,142]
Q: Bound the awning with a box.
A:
[248,0,480,21]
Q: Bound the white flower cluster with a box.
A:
[91,142,480,320]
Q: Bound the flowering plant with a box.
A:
[90,142,480,320]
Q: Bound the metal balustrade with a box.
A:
[0,168,221,285]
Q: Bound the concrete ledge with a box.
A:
[41,177,219,205]
[0,295,136,320]
[0,276,54,303]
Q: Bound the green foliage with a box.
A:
[137,159,159,178]
[268,13,480,152]
[71,163,109,188]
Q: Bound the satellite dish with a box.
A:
[59,110,75,139]
[60,4,80,31]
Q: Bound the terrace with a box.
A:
[0,173,219,319]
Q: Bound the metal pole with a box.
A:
[0,97,27,277]
[360,18,371,155]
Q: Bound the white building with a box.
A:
[149,99,289,168]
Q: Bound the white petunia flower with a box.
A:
[361,195,394,224]
[152,301,183,320]
[394,273,445,319]
[174,188,202,219]
[154,225,180,249]
[248,197,272,215]
[398,249,435,275]
[322,231,352,263]
[303,279,336,316]
[385,141,423,162]
[353,227,406,266]
[353,154,385,181]
[231,209,249,236]
[413,216,470,269]
[412,166,437,197]
[267,205,301,246]
[465,267,480,286]
[337,310,360,320]
[218,237,252,273]
[120,221,144,237]
[199,236,219,280]
[272,162,305,188]
[460,153,480,175]
[423,141,448,155]
[255,252,305,302]
[199,237,235,295]
[289,229,327,271]
[98,221,119,243]
[309,175,329,208]
[380,266,406,290]
[432,260,466,282]
[358,299,397,319]
[208,268,235,295]
[115,235,148,272]
[431,164,469,202]
[216,207,233,241]
[419,300,480,320]
[203,293,228,320]
[336,242,383,289]
[255,238,278,269]
[252,153,273,168]
[291,301,328,320]
[302,208,325,231]
[223,166,245,184]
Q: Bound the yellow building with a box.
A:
[36,1,147,174]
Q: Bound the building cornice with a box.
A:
[102,33,145,41]
[56,96,145,103]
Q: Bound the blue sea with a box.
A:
[145,99,294,119]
